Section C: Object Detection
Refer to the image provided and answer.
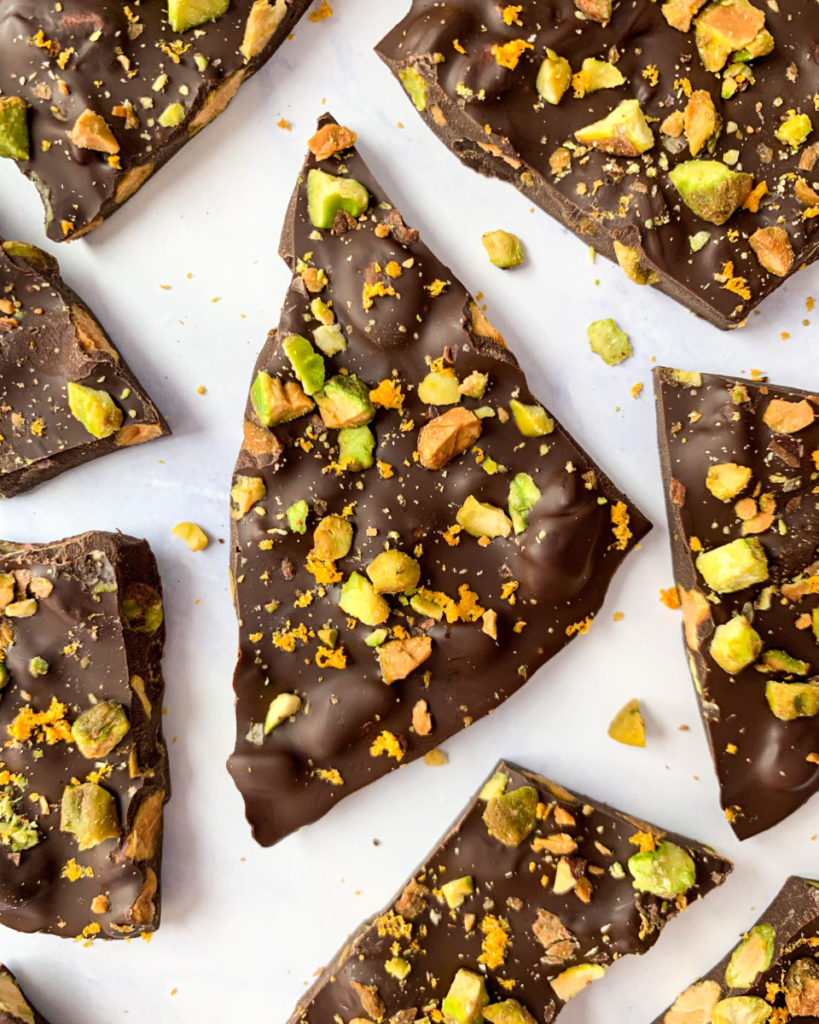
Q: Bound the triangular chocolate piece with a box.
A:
[655,367,819,839]
[0,239,169,497]
[0,964,51,1024]
[652,876,819,1024]
[287,761,731,1024]
[227,115,650,846]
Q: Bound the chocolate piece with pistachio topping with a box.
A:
[286,760,731,1024]
[0,238,169,498]
[655,367,819,839]
[0,964,51,1024]
[377,0,819,330]
[226,114,651,847]
[0,532,169,938]
[652,876,819,1024]
[0,0,313,241]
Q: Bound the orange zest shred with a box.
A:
[305,551,342,586]
[315,645,347,669]
[370,379,405,411]
[565,616,593,637]
[8,697,72,745]
[369,730,405,762]
[610,500,632,551]
[629,831,657,853]
[314,767,343,786]
[491,38,532,69]
[742,180,767,212]
[362,282,396,311]
[479,915,511,968]
[659,587,681,610]
[714,262,751,301]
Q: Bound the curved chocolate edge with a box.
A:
[0,531,169,938]
[0,964,51,1024]
[226,113,651,847]
[653,367,819,839]
[650,876,819,1024]
[376,0,819,331]
[0,238,170,498]
[0,0,313,241]
[287,759,732,1024]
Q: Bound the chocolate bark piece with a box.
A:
[654,367,819,840]
[0,532,169,938]
[652,876,819,1024]
[0,965,51,1024]
[0,238,169,498]
[377,1,819,330]
[287,760,732,1024]
[0,0,312,242]
[227,115,651,847]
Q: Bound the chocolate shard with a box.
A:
[0,238,169,498]
[377,0,818,330]
[286,760,732,1024]
[226,114,651,847]
[0,0,313,241]
[652,876,819,1024]
[0,532,169,938]
[654,367,819,839]
[0,964,51,1024]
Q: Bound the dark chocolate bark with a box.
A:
[0,532,169,938]
[652,876,819,1024]
[287,760,732,1024]
[377,0,819,330]
[0,0,312,241]
[226,115,651,847]
[0,965,51,1024]
[654,367,819,840]
[0,238,169,498]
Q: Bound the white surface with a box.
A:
[1,2,818,1021]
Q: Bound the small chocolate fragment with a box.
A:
[286,761,732,1024]
[0,964,50,1023]
[0,0,314,241]
[226,116,650,847]
[652,876,819,1024]
[377,0,819,329]
[0,532,169,938]
[654,367,819,839]
[0,239,169,498]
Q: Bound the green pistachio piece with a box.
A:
[312,323,347,356]
[167,0,229,32]
[725,924,775,989]
[509,398,554,437]
[312,515,353,561]
[264,693,301,733]
[121,583,164,634]
[536,49,571,104]
[784,959,819,1016]
[479,771,508,801]
[338,425,376,471]
[573,57,625,93]
[765,680,819,721]
[459,371,488,399]
[441,969,489,1024]
[158,102,185,128]
[27,657,48,678]
[366,550,421,594]
[482,785,538,846]
[711,996,771,1024]
[0,97,29,161]
[696,537,769,593]
[776,112,813,150]
[307,168,369,230]
[0,969,36,1024]
[483,1000,537,1024]
[664,368,703,387]
[550,964,606,1003]
[67,382,123,439]
[338,572,389,626]
[385,957,411,980]
[398,66,428,111]
[627,840,696,897]
[230,475,266,520]
[418,371,461,406]
[285,500,309,534]
[508,472,541,534]
[607,698,646,746]
[588,318,632,365]
[0,789,40,853]
[72,701,130,759]
[440,875,474,909]
[482,230,524,269]
[456,495,512,539]
[761,649,809,675]
[0,664,9,689]
[315,374,375,429]
[282,334,325,396]
[663,980,721,1024]
[669,160,753,226]
[709,615,762,674]
[706,462,752,501]
[60,782,121,851]
[695,0,767,72]
[575,99,655,155]
[410,594,443,620]
[0,574,13,612]
[250,372,314,427]
[364,628,389,647]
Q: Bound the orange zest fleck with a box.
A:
[659,587,681,610]
[491,39,532,70]
[610,500,632,551]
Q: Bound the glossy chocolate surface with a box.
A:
[288,761,732,1024]
[0,532,169,938]
[378,0,819,329]
[652,876,819,1024]
[655,367,819,839]
[226,115,650,847]
[0,238,169,498]
[0,0,311,241]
